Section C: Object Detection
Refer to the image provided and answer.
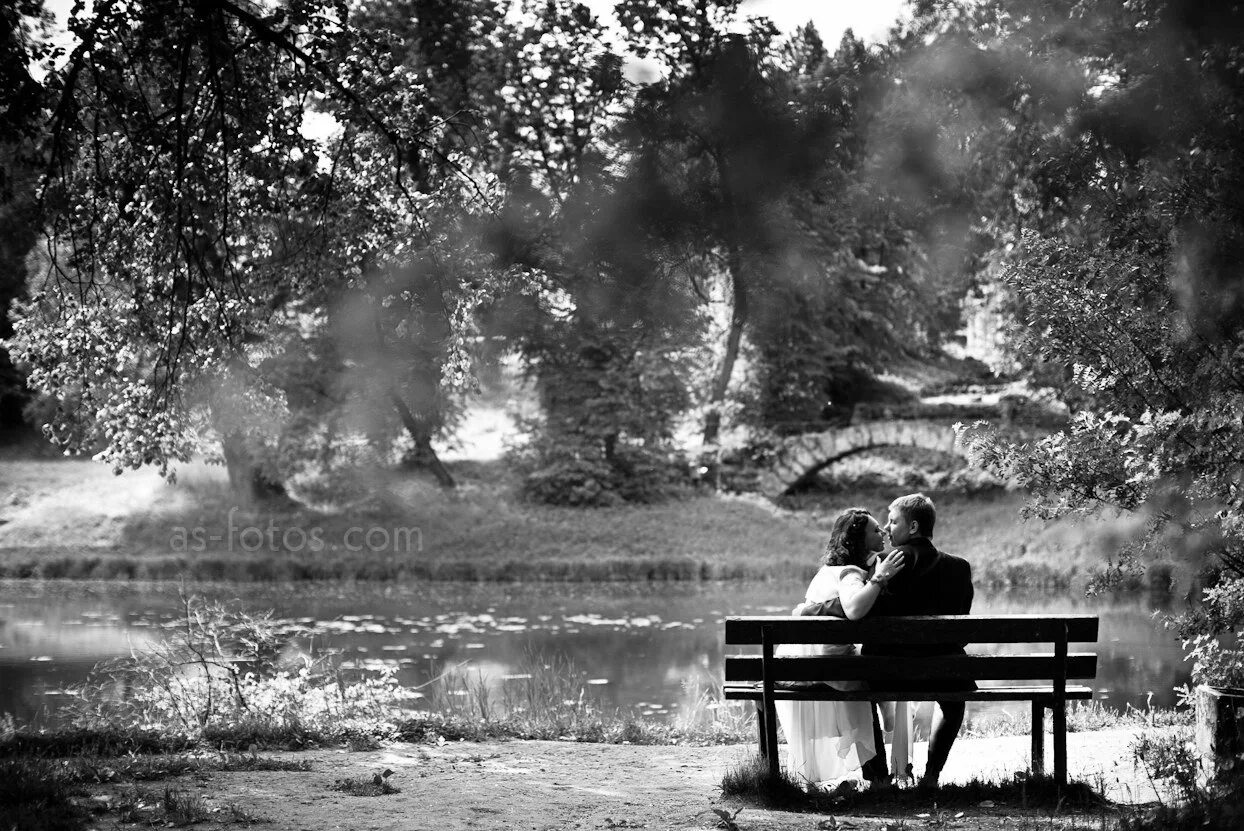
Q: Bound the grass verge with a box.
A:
[1119,778,1244,831]
[330,773,400,797]
[0,758,91,831]
[0,459,1176,588]
[1,698,1189,758]
[0,752,299,830]
[964,700,1192,739]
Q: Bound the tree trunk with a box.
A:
[389,389,456,489]
[220,431,289,506]
[702,246,748,447]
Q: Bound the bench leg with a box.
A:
[763,697,780,778]
[1053,698,1067,787]
[755,701,767,757]
[1030,700,1045,777]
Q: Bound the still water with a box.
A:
[0,580,1190,729]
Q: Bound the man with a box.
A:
[801,492,974,788]
[870,493,974,787]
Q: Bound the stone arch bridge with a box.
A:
[755,419,969,498]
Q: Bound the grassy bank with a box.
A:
[0,593,1193,830]
[0,704,1189,831]
[1,589,1191,755]
[2,648,1189,756]
[0,752,311,831]
[0,695,1191,758]
[0,457,1169,586]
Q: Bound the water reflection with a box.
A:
[0,581,1190,728]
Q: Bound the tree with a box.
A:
[744,28,960,430]
[618,0,831,447]
[950,0,1244,686]
[354,0,671,498]
[358,0,703,505]
[617,7,971,442]
[0,1,50,431]
[475,1,704,503]
[509,159,707,504]
[5,0,499,500]
[0,151,37,432]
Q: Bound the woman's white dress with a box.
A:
[774,565,913,784]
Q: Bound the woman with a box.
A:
[774,507,908,788]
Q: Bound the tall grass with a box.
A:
[720,751,809,807]
[2,594,760,754]
[963,700,1192,739]
[0,759,90,831]
[1121,728,1243,831]
[55,595,417,750]
[400,656,755,745]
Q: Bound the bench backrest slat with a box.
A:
[724,653,1098,683]
[725,615,1097,645]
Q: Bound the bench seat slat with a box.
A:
[725,615,1098,645]
[721,683,1096,702]
[724,653,1097,682]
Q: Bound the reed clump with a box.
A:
[397,659,755,745]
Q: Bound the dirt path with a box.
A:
[91,728,1174,830]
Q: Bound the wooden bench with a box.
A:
[723,614,1099,786]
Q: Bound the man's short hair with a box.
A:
[891,492,936,538]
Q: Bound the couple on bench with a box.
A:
[775,493,973,790]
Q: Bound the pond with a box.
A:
[0,580,1190,730]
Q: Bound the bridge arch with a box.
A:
[756,420,966,497]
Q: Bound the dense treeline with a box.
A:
[1,2,1242,544]
[0,0,976,505]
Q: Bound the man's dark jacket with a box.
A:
[863,537,974,657]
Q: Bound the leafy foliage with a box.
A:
[618,9,974,440]
[1126,728,1243,831]
[618,4,839,444]
[5,0,513,496]
[0,2,52,429]
[2,0,1022,507]
[951,0,1244,686]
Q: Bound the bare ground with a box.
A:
[84,728,1174,830]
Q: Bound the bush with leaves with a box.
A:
[67,596,410,745]
[3,0,519,501]
[512,321,697,506]
[514,431,690,507]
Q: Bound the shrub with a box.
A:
[513,317,699,507]
[1169,577,1244,690]
[1131,728,1199,803]
[63,596,412,747]
[1124,733,1244,831]
[513,434,690,506]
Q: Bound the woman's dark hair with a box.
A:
[820,507,875,568]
